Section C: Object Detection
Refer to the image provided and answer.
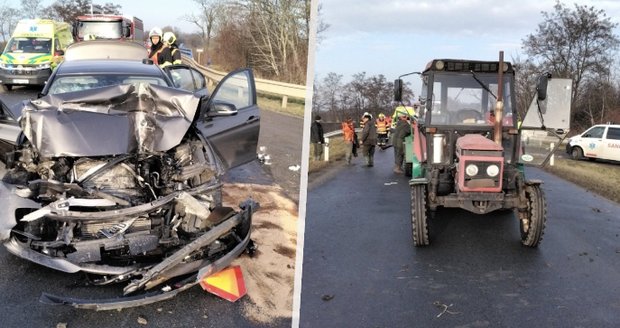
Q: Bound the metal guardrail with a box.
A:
[182,55,306,108]
[178,48,193,58]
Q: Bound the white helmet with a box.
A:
[149,27,163,38]
[163,31,176,45]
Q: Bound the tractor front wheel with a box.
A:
[519,184,547,247]
[411,184,429,246]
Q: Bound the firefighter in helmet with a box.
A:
[375,113,389,147]
[158,32,182,68]
[148,27,164,65]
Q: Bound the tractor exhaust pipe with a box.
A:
[494,51,504,144]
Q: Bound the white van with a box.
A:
[566,124,620,162]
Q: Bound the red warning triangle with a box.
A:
[200,265,247,302]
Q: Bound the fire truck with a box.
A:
[74,15,144,42]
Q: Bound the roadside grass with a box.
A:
[308,138,349,173]
[258,94,305,117]
[544,157,620,203]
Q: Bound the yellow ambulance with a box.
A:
[0,19,74,91]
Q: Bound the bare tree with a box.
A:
[46,0,121,25]
[522,1,619,105]
[21,0,43,18]
[183,0,223,54]
[512,54,539,122]
[0,2,21,43]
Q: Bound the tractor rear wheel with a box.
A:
[519,184,546,247]
[410,184,429,246]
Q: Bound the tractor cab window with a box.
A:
[429,72,513,126]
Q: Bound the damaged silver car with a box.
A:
[0,69,260,310]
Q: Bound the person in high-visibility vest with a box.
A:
[148,27,164,65]
[342,117,356,165]
[360,112,372,129]
[391,105,416,128]
[375,113,389,147]
[158,32,182,68]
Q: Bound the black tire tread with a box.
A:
[520,184,547,247]
[411,184,429,246]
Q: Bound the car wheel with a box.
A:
[571,147,583,160]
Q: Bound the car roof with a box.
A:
[64,40,148,61]
[55,59,165,76]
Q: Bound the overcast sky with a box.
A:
[33,0,198,32]
[314,0,620,90]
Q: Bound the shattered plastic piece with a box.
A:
[137,315,148,325]
[288,165,300,171]
[161,286,172,292]
[384,182,398,186]
[263,155,272,165]
[56,323,67,328]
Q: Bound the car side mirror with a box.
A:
[54,50,64,56]
[206,100,238,117]
[394,79,403,102]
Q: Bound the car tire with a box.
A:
[571,147,584,160]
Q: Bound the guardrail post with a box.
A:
[281,95,288,109]
[324,138,330,161]
[550,142,555,166]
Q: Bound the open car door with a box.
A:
[198,68,260,169]
[162,66,260,169]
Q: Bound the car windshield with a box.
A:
[427,72,514,125]
[77,21,122,39]
[6,37,51,54]
[47,75,168,95]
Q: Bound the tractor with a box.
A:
[394,52,572,247]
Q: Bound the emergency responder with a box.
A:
[375,113,389,148]
[310,115,325,161]
[392,112,411,174]
[148,27,164,65]
[391,103,416,128]
[359,112,372,129]
[158,32,182,68]
[361,113,377,167]
[342,117,356,165]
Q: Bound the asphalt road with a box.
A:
[300,147,620,327]
[0,86,298,327]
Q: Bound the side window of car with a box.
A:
[190,69,206,90]
[211,70,253,110]
[606,127,620,140]
[584,126,605,138]
[169,67,196,91]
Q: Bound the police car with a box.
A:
[565,124,620,162]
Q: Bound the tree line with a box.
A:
[0,0,316,85]
[313,2,620,132]
[312,72,414,125]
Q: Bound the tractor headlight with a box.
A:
[465,164,478,176]
[486,164,500,177]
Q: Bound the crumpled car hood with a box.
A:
[20,83,200,157]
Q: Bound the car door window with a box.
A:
[191,69,206,90]
[167,67,196,91]
[211,70,254,110]
[583,126,605,138]
[606,127,620,140]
